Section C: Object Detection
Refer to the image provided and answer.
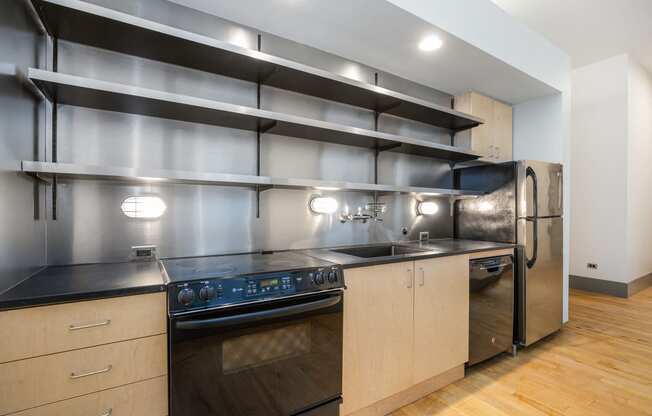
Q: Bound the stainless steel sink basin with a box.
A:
[329,244,429,258]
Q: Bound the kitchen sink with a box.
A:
[329,244,429,258]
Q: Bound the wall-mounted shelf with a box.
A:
[28,69,483,162]
[29,0,483,131]
[22,161,484,197]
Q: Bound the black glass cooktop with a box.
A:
[161,251,335,283]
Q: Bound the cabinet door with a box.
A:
[413,256,469,384]
[469,92,494,157]
[342,262,415,415]
[492,100,513,162]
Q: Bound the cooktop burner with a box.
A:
[161,251,335,284]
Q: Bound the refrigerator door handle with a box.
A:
[526,166,538,269]
[526,218,538,269]
[526,166,538,219]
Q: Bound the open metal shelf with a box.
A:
[30,0,483,131]
[22,161,484,197]
[29,69,483,162]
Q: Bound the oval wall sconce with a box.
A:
[121,195,167,219]
[417,201,439,216]
[309,196,339,214]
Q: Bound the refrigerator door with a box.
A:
[517,216,563,346]
[517,161,563,219]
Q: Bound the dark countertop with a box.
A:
[0,239,517,311]
[302,239,517,269]
[0,261,166,311]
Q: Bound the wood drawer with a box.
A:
[10,376,168,416]
[0,292,166,363]
[0,335,167,415]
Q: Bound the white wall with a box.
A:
[626,60,652,281]
[571,55,629,282]
[571,54,652,284]
[513,91,571,320]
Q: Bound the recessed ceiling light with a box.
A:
[418,35,443,52]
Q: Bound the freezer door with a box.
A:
[517,216,563,346]
[517,161,563,218]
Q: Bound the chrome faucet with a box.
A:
[339,202,386,223]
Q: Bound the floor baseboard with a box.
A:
[570,273,652,298]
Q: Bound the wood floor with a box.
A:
[392,288,652,416]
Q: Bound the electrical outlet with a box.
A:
[587,263,598,270]
[131,245,157,262]
[419,231,430,241]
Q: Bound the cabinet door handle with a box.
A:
[419,267,425,286]
[406,269,413,288]
[69,319,111,331]
[70,365,112,379]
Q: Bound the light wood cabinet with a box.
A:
[454,91,513,162]
[342,256,470,415]
[0,292,167,364]
[0,335,167,415]
[0,292,168,416]
[10,376,168,416]
[413,256,469,384]
[342,262,415,415]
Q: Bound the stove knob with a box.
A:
[199,285,216,301]
[177,288,196,306]
[314,272,325,285]
[328,271,337,283]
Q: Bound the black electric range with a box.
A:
[161,251,344,416]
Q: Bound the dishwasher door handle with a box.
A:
[175,293,341,330]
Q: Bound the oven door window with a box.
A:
[170,293,343,416]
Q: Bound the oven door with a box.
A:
[170,291,343,416]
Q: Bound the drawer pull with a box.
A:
[69,319,111,331]
[70,364,112,379]
[100,410,113,416]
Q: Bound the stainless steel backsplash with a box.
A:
[6,0,460,267]
[0,0,47,292]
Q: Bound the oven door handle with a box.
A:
[175,293,342,330]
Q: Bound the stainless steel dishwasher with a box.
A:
[469,255,514,366]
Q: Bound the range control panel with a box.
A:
[169,266,343,314]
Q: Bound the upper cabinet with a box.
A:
[454,92,513,163]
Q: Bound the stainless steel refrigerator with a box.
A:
[455,160,563,346]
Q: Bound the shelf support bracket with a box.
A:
[258,120,277,134]
[376,143,402,153]
[375,100,401,114]
[50,36,59,221]
[255,34,265,219]
[257,66,277,84]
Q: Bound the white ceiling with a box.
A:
[491,0,652,72]
[168,0,558,104]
